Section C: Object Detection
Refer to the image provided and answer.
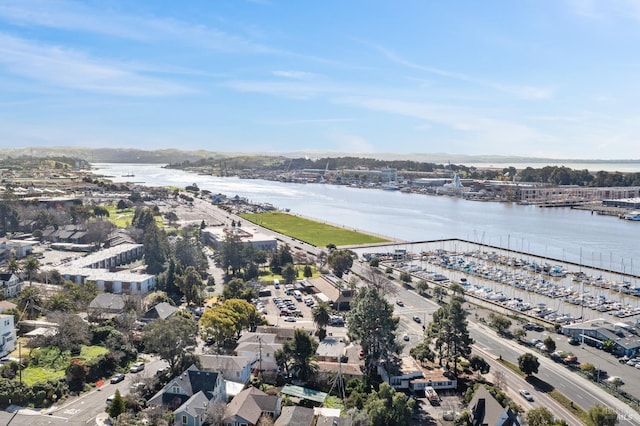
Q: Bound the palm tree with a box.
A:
[23,256,40,287]
[312,302,331,338]
[7,258,21,277]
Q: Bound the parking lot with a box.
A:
[255,284,349,338]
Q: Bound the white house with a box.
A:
[236,333,282,373]
[379,356,457,395]
[0,314,16,357]
[0,273,22,298]
[199,354,253,384]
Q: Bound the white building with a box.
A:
[43,244,156,294]
[0,273,23,298]
[0,314,16,357]
[201,227,277,252]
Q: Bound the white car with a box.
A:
[403,333,410,341]
[519,389,534,401]
[284,316,296,322]
[130,362,145,373]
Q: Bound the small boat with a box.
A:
[382,182,401,191]
[623,211,640,221]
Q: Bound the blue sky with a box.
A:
[0,0,639,159]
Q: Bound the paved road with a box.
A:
[2,358,168,426]
[368,269,640,425]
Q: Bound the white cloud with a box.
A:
[335,96,542,150]
[371,43,553,100]
[0,0,279,54]
[0,33,193,96]
[260,118,355,125]
[223,79,347,99]
[566,0,640,20]
[272,70,319,80]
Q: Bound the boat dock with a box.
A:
[355,239,640,324]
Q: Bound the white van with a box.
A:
[293,290,303,301]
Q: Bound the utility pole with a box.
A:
[18,341,22,386]
[257,336,263,377]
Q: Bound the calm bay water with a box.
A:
[92,163,640,275]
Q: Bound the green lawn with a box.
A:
[258,265,322,283]
[20,345,110,386]
[239,212,389,247]
[103,204,165,228]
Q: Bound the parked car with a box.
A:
[606,376,624,385]
[396,300,404,307]
[403,333,410,341]
[519,389,534,401]
[284,316,296,322]
[130,362,145,373]
[413,316,421,323]
[110,373,125,384]
[524,323,544,332]
[156,366,170,377]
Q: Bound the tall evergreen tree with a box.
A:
[347,287,400,377]
[427,299,473,369]
[143,223,168,274]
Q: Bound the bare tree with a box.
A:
[206,400,227,425]
[364,265,398,296]
[493,370,507,391]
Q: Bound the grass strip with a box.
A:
[239,212,389,247]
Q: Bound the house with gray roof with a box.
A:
[89,293,126,314]
[0,273,22,298]
[148,364,225,410]
[223,386,281,426]
[468,385,521,426]
[142,302,178,322]
[274,406,314,426]
[173,390,210,426]
[316,337,345,362]
[236,332,283,372]
[199,354,253,384]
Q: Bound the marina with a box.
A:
[356,239,640,325]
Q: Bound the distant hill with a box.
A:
[0,147,637,166]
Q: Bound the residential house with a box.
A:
[223,387,281,426]
[173,391,210,426]
[0,273,22,298]
[317,416,352,426]
[236,332,282,372]
[147,365,225,410]
[379,356,457,395]
[274,406,314,426]
[0,314,16,357]
[316,361,364,382]
[468,385,522,426]
[142,302,178,322]
[88,293,126,318]
[316,338,345,362]
[199,354,252,384]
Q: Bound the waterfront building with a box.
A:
[201,226,277,252]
